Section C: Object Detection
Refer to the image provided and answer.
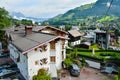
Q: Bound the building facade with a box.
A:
[5,25,68,80]
[68,30,84,46]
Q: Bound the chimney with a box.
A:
[25,26,32,35]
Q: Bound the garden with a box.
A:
[67,48,120,61]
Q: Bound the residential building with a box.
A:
[94,29,116,48]
[5,25,68,80]
[68,30,85,46]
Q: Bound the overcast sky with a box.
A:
[0,0,97,18]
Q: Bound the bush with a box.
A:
[100,53,116,56]
[33,68,51,80]
[63,58,73,68]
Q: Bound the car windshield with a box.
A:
[72,64,79,70]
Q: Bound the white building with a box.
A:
[68,30,85,46]
[5,26,68,80]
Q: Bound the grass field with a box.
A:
[67,48,120,61]
[77,51,120,60]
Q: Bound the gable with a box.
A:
[33,26,68,37]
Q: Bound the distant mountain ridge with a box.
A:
[10,12,49,22]
[47,0,120,25]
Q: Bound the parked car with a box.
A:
[68,64,80,77]
[0,52,9,58]
[52,77,59,80]
[0,63,17,70]
[100,63,118,74]
[0,68,20,79]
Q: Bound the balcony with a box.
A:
[50,50,56,56]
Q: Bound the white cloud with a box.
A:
[0,0,97,18]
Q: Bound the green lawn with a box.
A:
[77,50,120,61]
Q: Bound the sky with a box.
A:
[0,0,97,18]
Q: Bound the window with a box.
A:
[17,56,20,62]
[35,60,39,65]
[42,45,47,51]
[42,58,48,64]
[40,58,48,65]
[62,51,64,60]
[34,48,37,51]
[50,41,55,50]
[39,45,47,52]
[62,43,65,49]
[50,56,56,62]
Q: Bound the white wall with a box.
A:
[27,43,50,80]
[8,44,28,80]
[55,41,62,69]
[8,39,67,80]
[71,40,81,46]
[27,40,66,79]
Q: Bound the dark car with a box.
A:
[68,64,80,77]
[0,68,20,79]
[100,63,118,74]
[0,63,17,70]
[0,52,9,58]
[52,77,59,80]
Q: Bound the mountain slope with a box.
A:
[47,0,120,25]
[10,12,49,22]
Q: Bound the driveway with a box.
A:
[60,67,114,80]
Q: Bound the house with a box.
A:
[82,31,95,44]
[94,29,107,48]
[94,29,116,49]
[68,30,85,46]
[5,25,68,80]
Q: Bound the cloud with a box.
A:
[0,0,97,18]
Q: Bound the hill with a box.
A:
[10,12,49,22]
[46,0,120,25]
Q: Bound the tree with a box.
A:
[65,25,71,31]
[21,19,32,25]
[118,67,120,80]
[0,7,13,29]
[33,68,51,80]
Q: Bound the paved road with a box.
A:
[60,67,114,80]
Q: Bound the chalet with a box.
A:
[5,25,68,80]
[68,30,84,46]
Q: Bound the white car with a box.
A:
[100,63,118,74]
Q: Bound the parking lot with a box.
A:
[59,67,114,80]
[0,51,25,80]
